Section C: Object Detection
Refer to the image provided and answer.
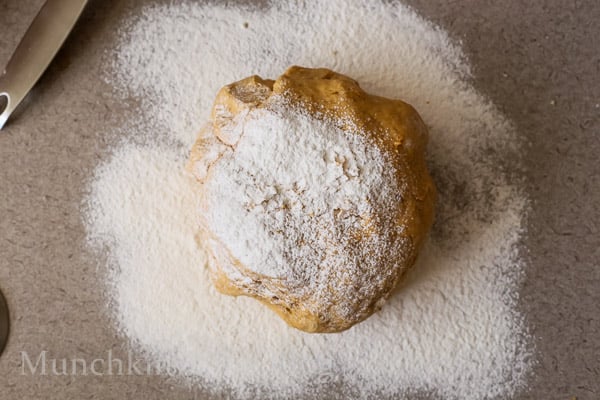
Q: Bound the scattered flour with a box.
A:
[84,0,533,398]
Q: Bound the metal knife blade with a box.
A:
[0,0,89,130]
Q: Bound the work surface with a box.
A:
[0,0,599,398]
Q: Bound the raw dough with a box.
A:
[188,66,435,332]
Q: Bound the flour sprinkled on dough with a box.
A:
[84,0,534,399]
[202,108,399,282]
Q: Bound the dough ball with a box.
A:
[188,66,435,333]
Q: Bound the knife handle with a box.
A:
[0,0,89,130]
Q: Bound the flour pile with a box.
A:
[84,0,533,398]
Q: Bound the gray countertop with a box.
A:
[0,0,598,398]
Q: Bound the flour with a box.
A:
[201,107,394,278]
[84,0,533,399]
[197,104,410,324]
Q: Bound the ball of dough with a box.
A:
[188,66,435,333]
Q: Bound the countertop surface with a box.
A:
[0,0,599,399]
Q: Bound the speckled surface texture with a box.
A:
[0,1,598,399]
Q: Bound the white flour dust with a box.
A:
[84,0,533,399]
[195,103,414,326]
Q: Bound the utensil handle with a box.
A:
[0,0,89,129]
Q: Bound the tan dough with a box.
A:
[188,66,436,333]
